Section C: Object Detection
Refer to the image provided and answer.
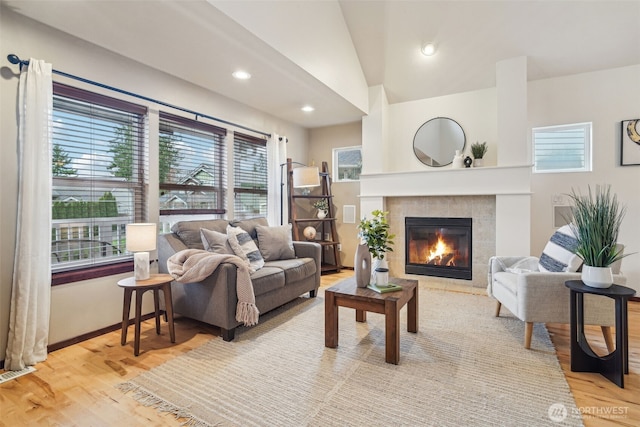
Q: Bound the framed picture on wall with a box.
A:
[620,119,640,166]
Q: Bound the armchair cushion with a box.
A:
[538,225,582,272]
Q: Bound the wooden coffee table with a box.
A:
[325,276,418,364]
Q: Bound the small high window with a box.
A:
[333,146,362,182]
[532,122,592,173]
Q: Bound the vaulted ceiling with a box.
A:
[4,0,640,128]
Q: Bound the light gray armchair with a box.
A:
[488,255,625,350]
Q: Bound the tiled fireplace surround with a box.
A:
[359,165,532,290]
[386,196,495,289]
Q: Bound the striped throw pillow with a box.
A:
[538,224,582,272]
[227,225,265,273]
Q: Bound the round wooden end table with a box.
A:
[118,273,176,356]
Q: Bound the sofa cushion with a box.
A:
[265,258,317,283]
[250,266,285,297]
[538,224,582,272]
[227,225,265,273]
[256,224,296,261]
[200,228,233,255]
[230,217,269,240]
[171,219,229,250]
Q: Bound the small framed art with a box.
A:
[620,119,640,166]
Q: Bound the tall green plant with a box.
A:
[568,185,627,267]
[357,210,395,260]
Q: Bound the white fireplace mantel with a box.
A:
[359,164,533,256]
[359,164,532,198]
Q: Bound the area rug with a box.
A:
[118,287,583,426]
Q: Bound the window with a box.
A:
[158,112,227,215]
[533,123,591,173]
[333,146,362,182]
[51,83,147,278]
[233,132,267,219]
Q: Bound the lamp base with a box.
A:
[133,252,150,281]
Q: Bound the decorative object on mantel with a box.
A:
[313,199,328,219]
[451,150,464,169]
[357,210,395,280]
[354,243,371,288]
[568,185,631,288]
[303,226,317,240]
[413,117,466,167]
[471,141,488,167]
[464,156,473,168]
[620,119,640,166]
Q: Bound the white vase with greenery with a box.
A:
[568,185,628,288]
[357,210,395,282]
[471,141,487,167]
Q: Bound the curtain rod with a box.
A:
[7,54,271,138]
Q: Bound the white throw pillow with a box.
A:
[538,224,582,272]
[227,225,265,273]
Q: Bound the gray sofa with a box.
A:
[158,217,321,341]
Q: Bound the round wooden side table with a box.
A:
[118,273,176,356]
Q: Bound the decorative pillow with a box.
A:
[200,228,233,255]
[171,219,229,250]
[256,224,296,261]
[538,224,582,272]
[227,225,265,273]
[230,217,269,240]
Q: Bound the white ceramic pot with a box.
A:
[372,257,388,283]
[317,210,327,219]
[581,265,613,288]
[473,158,484,167]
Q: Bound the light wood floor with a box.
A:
[1,271,638,426]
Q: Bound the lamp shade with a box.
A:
[292,166,320,188]
[126,223,157,252]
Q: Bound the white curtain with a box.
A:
[266,134,287,226]
[5,59,53,370]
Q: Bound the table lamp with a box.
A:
[126,223,157,280]
[292,165,320,195]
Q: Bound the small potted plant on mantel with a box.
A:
[568,185,631,288]
[471,141,488,167]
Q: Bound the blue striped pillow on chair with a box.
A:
[538,224,582,272]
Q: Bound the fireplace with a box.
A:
[405,217,472,280]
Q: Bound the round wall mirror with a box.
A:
[413,117,466,167]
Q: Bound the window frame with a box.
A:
[532,122,592,174]
[332,146,363,182]
[158,112,227,216]
[51,83,148,285]
[233,132,268,219]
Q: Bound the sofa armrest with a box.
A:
[293,241,322,287]
[158,233,189,274]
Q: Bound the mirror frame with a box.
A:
[413,117,466,167]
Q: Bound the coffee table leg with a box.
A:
[385,298,400,364]
[408,285,418,333]
[356,310,367,322]
[325,290,338,348]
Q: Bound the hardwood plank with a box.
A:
[1,271,638,426]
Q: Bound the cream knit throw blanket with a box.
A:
[167,249,260,326]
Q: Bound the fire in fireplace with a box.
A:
[405,217,472,280]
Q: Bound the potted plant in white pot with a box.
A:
[312,199,328,219]
[471,141,488,167]
[568,185,629,288]
[357,210,395,285]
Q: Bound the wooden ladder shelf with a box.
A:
[287,159,342,274]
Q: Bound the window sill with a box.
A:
[52,261,134,286]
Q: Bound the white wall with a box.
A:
[529,65,640,290]
[0,8,309,360]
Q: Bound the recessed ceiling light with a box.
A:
[421,43,436,56]
[301,105,315,112]
[232,70,251,80]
